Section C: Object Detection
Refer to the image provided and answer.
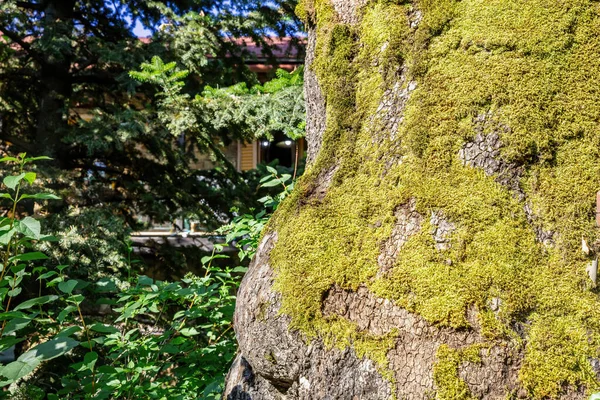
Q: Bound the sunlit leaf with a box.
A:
[23,172,36,184]
[20,193,61,201]
[14,295,58,311]
[58,280,78,294]
[3,174,26,190]
[0,360,39,385]
[18,337,79,364]
[15,217,41,240]
[9,252,48,262]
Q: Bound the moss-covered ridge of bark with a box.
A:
[433,344,484,400]
[270,0,600,397]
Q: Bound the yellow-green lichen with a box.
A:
[269,0,600,397]
[520,315,599,398]
[433,344,483,400]
[319,316,398,382]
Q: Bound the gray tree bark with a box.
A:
[224,1,600,398]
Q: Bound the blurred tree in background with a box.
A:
[0,0,304,275]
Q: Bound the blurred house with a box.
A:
[192,37,306,172]
[133,37,306,249]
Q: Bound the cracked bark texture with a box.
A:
[457,121,555,246]
[225,5,522,400]
[224,233,393,400]
[224,1,600,399]
[303,25,326,166]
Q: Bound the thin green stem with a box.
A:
[0,159,24,284]
[0,270,20,336]
[77,303,96,392]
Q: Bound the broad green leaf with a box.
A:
[106,379,120,387]
[67,294,84,305]
[3,174,26,190]
[38,234,59,241]
[10,263,26,275]
[18,337,79,364]
[266,166,278,175]
[57,325,81,337]
[37,271,57,280]
[0,194,12,200]
[0,337,24,353]
[57,305,77,323]
[0,157,18,163]
[9,252,48,262]
[15,217,41,239]
[179,327,200,337]
[47,276,64,287]
[261,179,283,188]
[162,344,180,354]
[3,318,32,335]
[32,266,45,274]
[90,323,119,334]
[7,287,21,297]
[203,380,223,396]
[97,365,116,374]
[72,352,98,372]
[0,360,39,384]
[83,352,98,369]
[58,280,78,294]
[20,193,61,201]
[137,275,153,286]
[95,277,117,292]
[0,311,28,320]
[14,295,58,311]
[0,228,16,245]
[23,172,35,184]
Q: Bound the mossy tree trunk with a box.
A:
[224,1,600,399]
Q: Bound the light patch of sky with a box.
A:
[104,1,153,37]
[131,19,153,38]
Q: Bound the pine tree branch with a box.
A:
[0,27,42,63]
[71,56,98,74]
[72,11,105,39]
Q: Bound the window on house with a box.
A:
[258,132,295,168]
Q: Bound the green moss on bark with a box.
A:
[433,344,483,400]
[269,0,600,397]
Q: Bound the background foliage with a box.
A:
[0,0,303,236]
[0,0,306,397]
[0,155,294,398]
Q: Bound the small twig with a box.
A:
[210,323,233,345]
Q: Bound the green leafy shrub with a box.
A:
[56,267,241,400]
[220,164,295,261]
[0,154,293,398]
